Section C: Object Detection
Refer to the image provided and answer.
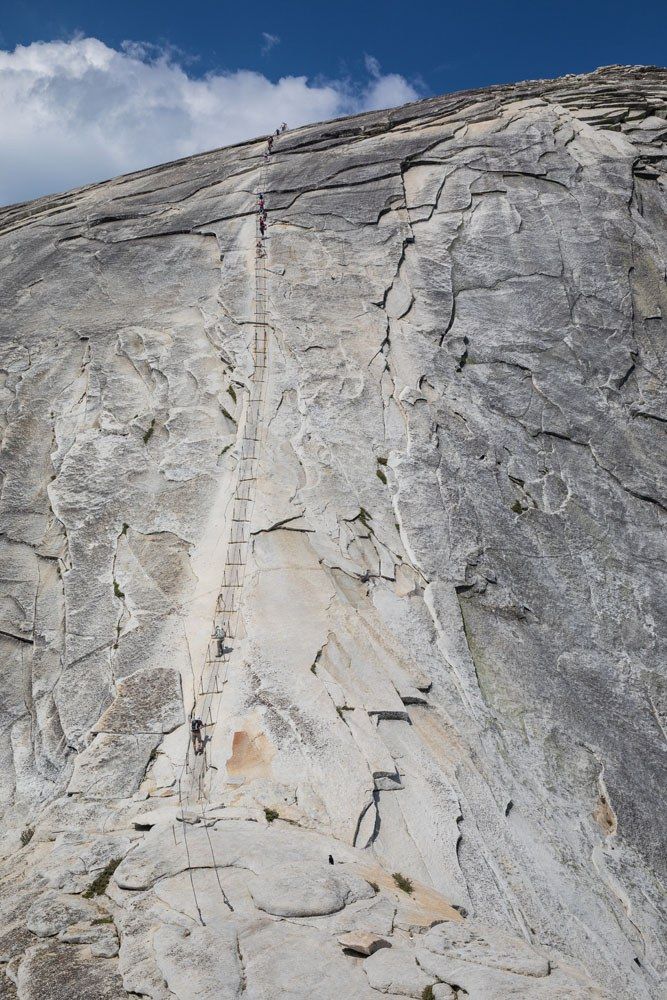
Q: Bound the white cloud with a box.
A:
[261,32,280,56]
[0,38,421,205]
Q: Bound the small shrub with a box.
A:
[336,705,353,719]
[227,385,237,403]
[113,580,125,600]
[368,881,379,893]
[143,418,155,444]
[511,501,523,515]
[392,871,414,894]
[221,407,236,422]
[377,456,388,466]
[121,523,129,535]
[357,507,372,528]
[92,916,114,925]
[83,858,122,898]
[264,807,279,824]
[20,827,34,847]
[422,987,435,1000]
[376,468,387,485]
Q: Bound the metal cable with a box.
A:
[173,142,273,912]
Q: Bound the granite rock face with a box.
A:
[0,65,666,999]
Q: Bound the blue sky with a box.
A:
[1,0,665,205]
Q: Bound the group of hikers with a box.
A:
[190,624,226,755]
[256,122,287,256]
[190,122,289,759]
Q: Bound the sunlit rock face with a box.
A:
[1,65,665,1000]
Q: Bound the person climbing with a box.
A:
[259,217,267,237]
[214,624,226,658]
[190,717,205,756]
[275,128,280,137]
[281,122,287,132]
[267,135,274,152]
[258,194,265,210]
[256,239,265,257]
[328,854,334,865]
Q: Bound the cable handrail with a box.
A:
[173,126,285,922]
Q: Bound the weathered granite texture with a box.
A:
[0,65,665,999]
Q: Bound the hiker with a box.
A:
[267,135,274,152]
[275,128,280,137]
[258,195,265,210]
[214,624,226,658]
[259,217,266,236]
[190,717,205,756]
[328,854,334,865]
[256,239,265,257]
[281,122,287,132]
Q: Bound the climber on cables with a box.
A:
[259,216,267,237]
[190,717,205,756]
[256,239,265,257]
[258,193,265,211]
[214,624,226,658]
[267,135,274,152]
[275,128,280,137]
[281,122,287,132]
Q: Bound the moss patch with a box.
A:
[83,858,122,898]
[143,418,155,444]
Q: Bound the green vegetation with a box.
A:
[368,881,379,893]
[357,507,372,529]
[511,500,524,514]
[392,871,414,894]
[376,468,387,485]
[264,807,279,824]
[377,456,387,465]
[92,916,114,925]
[121,523,129,535]
[143,418,155,444]
[421,987,435,1000]
[227,385,237,404]
[83,858,122,898]
[113,580,125,600]
[336,705,353,719]
[20,827,34,847]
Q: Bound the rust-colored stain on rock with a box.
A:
[226,728,275,779]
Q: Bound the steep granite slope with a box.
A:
[0,65,665,999]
